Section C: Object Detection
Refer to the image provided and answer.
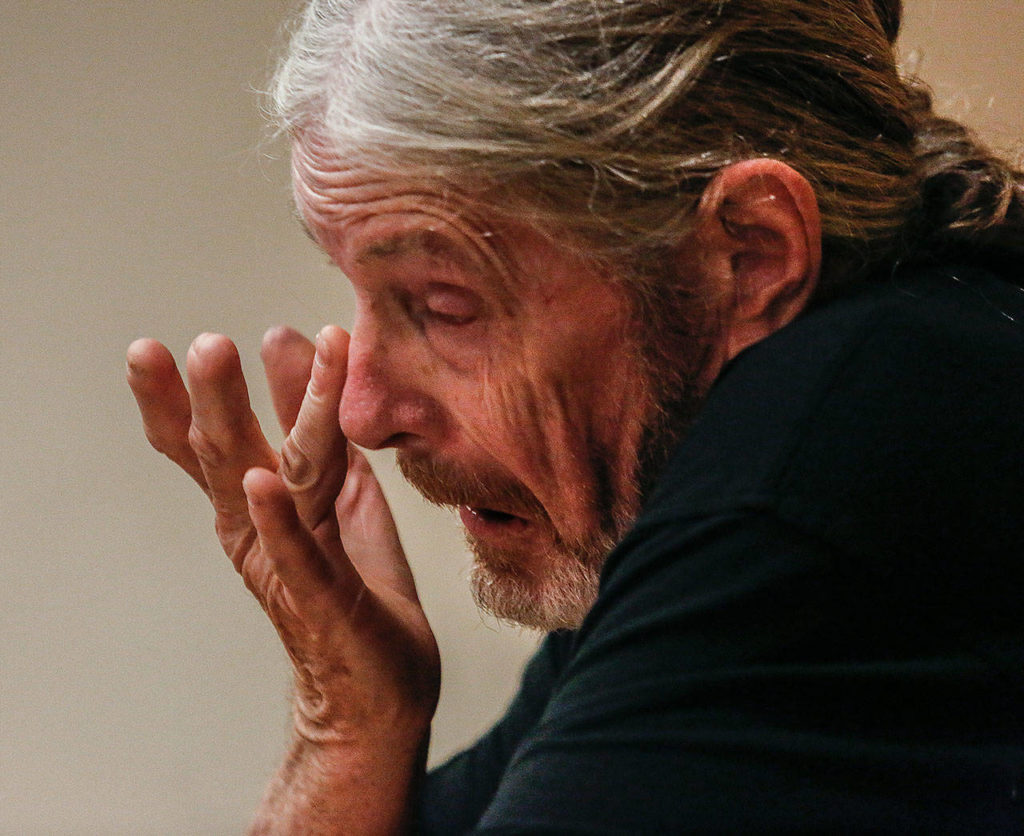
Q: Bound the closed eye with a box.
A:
[422,283,481,326]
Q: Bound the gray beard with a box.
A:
[465,376,706,632]
[469,547,604,632]
[400,290,714,631]
[465,519,618,632]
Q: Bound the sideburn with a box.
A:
[625,260,723,506]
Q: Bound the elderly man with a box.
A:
[128,0,1024,831]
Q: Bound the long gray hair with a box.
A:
[270,0,1024,292]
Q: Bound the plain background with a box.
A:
[2,2,1021,832]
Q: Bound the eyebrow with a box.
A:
[357,235,416,262]
[290,206,462,263]
[289,211,502,294]
[354,228,518,314]
[354,229,475,273]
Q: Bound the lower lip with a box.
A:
[458,505,535,544]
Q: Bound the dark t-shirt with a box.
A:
[417,264,1024,833]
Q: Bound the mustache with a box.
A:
[397,451,547,521]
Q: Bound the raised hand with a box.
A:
[127,326,440,832]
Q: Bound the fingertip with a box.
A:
[126,336,157,361]
[186,333,243,383]
[335,445,374,515]
[312,325,350,379]
[126,340,179,393]
[243,468,308,548]
[346,444,372,476]
[317,324,350,349]
[189,332,237,361]
[242,466,281,500]
[125,343,146,382]
[317,323,349,351]
[243,468,293,528]
[261,325,309,362]
[126,338,170,372]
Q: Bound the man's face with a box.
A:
[292,138,709,629]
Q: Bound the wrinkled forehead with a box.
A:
[290,131,487,229]
[288,132,611,295]
[290,133,550,302]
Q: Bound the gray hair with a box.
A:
[270,0,1024,289]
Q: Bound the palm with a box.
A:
[127,325,440,747]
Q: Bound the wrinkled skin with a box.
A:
[127,134,820,830]
[125,143,657,829]
[292,136,659,630]
[127,325,440,830]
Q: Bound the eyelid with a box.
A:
[422,283,481,325]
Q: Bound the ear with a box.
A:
[687,159,822,361]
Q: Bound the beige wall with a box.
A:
[2,2,1021,833]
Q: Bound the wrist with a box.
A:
[250,720,429,835]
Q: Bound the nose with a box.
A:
[339,313,439,450]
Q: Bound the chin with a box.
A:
[466,537,605,631]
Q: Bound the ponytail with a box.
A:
[903,82,1024,273]
[869,0,1024,274]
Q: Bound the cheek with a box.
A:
[481,360,598,488]
[454,363,555,466]
[441,319,620,506]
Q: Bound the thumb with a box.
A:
[335,445,420,603]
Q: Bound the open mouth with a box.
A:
[472,507,520,524]
[458,505,534,541]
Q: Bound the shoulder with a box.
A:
[472,268,1024,834]
[584,259,1024,679]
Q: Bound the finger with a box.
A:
[186,333,278,530]
[261,325,315,436]
[336,446,419,604]
[280,325,350,529]
[126,338,208,490]
[243,467,364,617]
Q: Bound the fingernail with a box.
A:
[189,332,216,358]
[314,329,331,366]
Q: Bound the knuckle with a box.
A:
[143,425,173,456]
[280,433,318,491]
[217,517,256,571]
[187,422,229,467]
[144,426,195,469]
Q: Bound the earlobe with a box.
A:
[694,159,822,361]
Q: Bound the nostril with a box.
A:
[379,432,416,450]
